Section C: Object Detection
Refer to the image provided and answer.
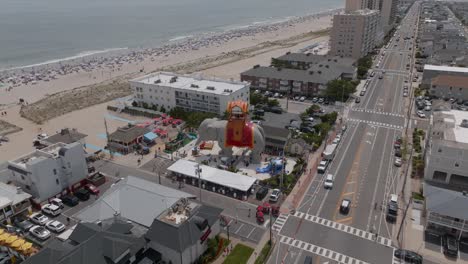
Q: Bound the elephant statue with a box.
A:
[196,118,265,163]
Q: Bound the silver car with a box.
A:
[30,225,51,240]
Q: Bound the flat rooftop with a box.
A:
[433,110,468,144]
[424,64,468,73]
[131,72,248,95]
[10,142,68,169]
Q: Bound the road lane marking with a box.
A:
[342,192,354,196]
[272,214,289,233]
[280,235,370,264]
[336,216,353,223]
[291,211,393,248]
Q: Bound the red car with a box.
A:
[84,184,100,195]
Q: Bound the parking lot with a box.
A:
[17,175,118,247]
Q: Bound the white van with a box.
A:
[324,174,334,189]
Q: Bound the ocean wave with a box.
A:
[169,35,193,42]
[4,47,128,71]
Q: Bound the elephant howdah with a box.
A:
[225,119,254,149]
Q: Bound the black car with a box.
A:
[62,194,79,206]
[355,97,361,103]
[74,189,90,201]
[394,249,422,264]
[339,199,351,215]
[269,107,283,114]
[442,235,459,258]
[395,148,402,157]
[13,217,34,233]
[256,187,269,200]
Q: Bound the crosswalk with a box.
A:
[351,108,405,118]
[347,118,404,130]
[280,235,370,264]
[272,214,289,233]
[292,211,393,248]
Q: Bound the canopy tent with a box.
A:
[144,132,158,142]
[11,239,25,249]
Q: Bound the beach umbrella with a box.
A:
[11,239,24,249]
[5,235,18,245]
[0,233,10,244]
[0,229,5,235]
[19,242,32,253]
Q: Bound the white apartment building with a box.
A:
[330,9,380,59]
[425,110,468,187]
[130,72,250,116]
[7,142,88,203]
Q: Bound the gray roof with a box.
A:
[23,219,146,264]
[425,182,468,220]
[262,125,291,140]
[109,125,149,143]
[145,204,222,253]
[0,182,31,205]
[43,128,87,145]
[241,66,343,85]
[276,53,356,68]
[74,176,195,227]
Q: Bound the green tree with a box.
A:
[323,80,357,102]
[141,102,149,109]
[131,101,138,107]
[267,99,280,107]
[160,106,166,113]
[320,111,338,124]
[250,92,265,106]
[305,104,321,115]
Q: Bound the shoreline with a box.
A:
[0,8,341,73]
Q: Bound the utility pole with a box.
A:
[269,210,272,244]
[195,164,202,202]
[104,118,114,159]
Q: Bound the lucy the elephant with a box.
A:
[196,118,265,163]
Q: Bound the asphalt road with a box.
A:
[268,2,421,264]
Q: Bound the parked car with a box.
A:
[360,91,365,96]
[394,249,422,264]
[317,160,329,174]
[299,96,305,102]
[416,111,426,118]
[13,218,34,233]
[49,198,64,209]
[256,187,269,200]
[61,194,79,207]
[29,213,49,225]
[394,157,402,167]
[340,199,351,214]
[84,184,100,195]
[318,98,324,104]
[30,225,51,240]
[355,97,361,103]
[42,204,62,216]
[269,189,281,202]
[46,220,66,233]
[74,188,90,201]
[442,235,459,258]
[312,97,318,103]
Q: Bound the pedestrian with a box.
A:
[248,208,251,217]
[66,217,70,225]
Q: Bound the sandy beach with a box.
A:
[0,10,336,162]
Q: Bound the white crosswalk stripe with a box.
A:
[347,118,404,130]
[271,214,289,233]
[292,211,394,248]
[351,108,405,118]
[280,235,370,264]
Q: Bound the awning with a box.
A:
[144,132,158,141]
[167,159,257,192]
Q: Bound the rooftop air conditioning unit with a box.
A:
[154,79,161,84]
[190,84,199,88]
[461,119,468,128]
[206,86,215,90]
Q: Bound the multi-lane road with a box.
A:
[269,2,423,264]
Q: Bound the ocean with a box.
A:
[0,0,342,70]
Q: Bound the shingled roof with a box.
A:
[108,125,149,144]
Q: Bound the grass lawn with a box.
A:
[223,244,254,264]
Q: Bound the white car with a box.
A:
[42,204,62,216]
[333,134,341,144]
[30,225,51,240]
[317,160,329,173]
[299,96,306,102]
[307,117,314,122]
[46,220,65,233]
[394,157,402,167]
[29,213,49,225]
[417,111,426,118]
[424,100,432,106]
[269,189,281,202]
[324,174,334,189]
[424,105,431,111]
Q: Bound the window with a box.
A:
[56,179,59,185]
[433,171,447,182]
[53,169,57,175]
[25,185,30,190]
[21,175,25,180]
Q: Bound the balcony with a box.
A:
[428,212,468,232]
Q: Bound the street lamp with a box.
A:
[195,164,203,202]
